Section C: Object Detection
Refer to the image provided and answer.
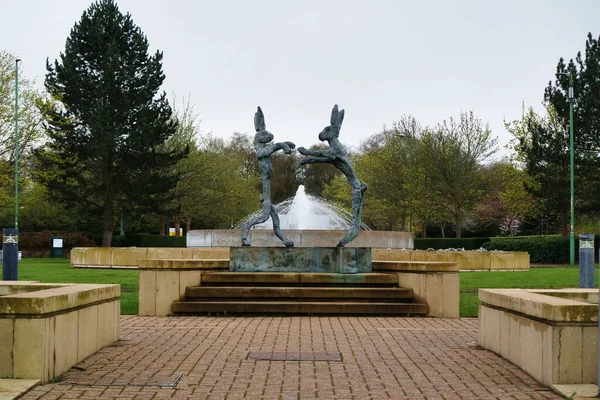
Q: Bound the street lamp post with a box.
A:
[14,58,21,231]
[557,72,575,266]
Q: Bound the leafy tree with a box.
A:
[37,0,185,246]
[301,143,341,198]
[270,152,299,204]
[420,111,498,238]
[507,104,569,234]
[355,130,409,230]
[538,32,600,227]
[498,164,539,235]
[160,95,201,235]
[182,135,259,229]
[473,161,539,236]
[0,51,47,218]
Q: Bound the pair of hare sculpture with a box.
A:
[240,104,367,248]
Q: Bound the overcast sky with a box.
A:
[2,0,599,158]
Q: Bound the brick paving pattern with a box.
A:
[21,316,561,400]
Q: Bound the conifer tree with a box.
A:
[38,0,185,246]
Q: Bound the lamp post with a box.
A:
[394,132,413,232]
[3,58,21,281]
[14,58,21,231]
[557,72,575,266]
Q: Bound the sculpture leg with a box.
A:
[337,182,366,247]
[241,202,271,246]
[271,206,294,247]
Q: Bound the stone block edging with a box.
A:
[479,288,598,387]
[0,282,120,383]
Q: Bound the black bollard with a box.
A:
[2,228,18,280]
[579,233,594,288]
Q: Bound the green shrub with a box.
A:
[19,231,97,258]
[110,235,127,247]
[414,237,491,250]
[19,231,97,251]
[117,233,186,247]
[483,235,572,263]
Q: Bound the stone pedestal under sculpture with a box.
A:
[230,246,372,274]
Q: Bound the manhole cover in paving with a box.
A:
[248,352,342,361]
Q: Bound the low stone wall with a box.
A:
[373,249,529,271]
[138,258,459,318]
[0,282,120,383]
[72,247,528,271]
[138,259,228,316]
[479,288,598,387]
[187,229,413,249]
[373,260,459,318]
[71,247,229,268]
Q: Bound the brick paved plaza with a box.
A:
[20,316,561,400]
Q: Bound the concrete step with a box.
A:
[199,272,398,286]
[171,300,428,315]
[185,286,413,300]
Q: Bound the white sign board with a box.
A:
[53,238,63,248]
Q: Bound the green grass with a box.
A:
[459,266,597,317]
[14,259,592,319]
[17,258,139,315]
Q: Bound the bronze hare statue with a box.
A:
[298,105,367,246]
[241,106,296,247]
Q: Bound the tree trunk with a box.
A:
[455,206,462,238]
[455,221,462,238]
[185,217,192,232]
[102,206,113,247]
[560,206,568,236]
[175,215,181,236]
[158,216,166,235]
[102,180,114,247]
[421,222,427,238]
[440,222,446,238]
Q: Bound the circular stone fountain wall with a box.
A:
[187,186,413,249]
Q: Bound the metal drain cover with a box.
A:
[248,352,341,361]
[63,373,183,388]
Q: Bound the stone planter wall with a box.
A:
[72,247,529,271]
[0,282,120,383]
[479,288,598,387]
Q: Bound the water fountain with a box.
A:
[232,185,371,231]
[187,186,412,250]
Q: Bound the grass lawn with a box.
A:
[13,258,591,318]
[17,258,139,315]
[460,266,597,317]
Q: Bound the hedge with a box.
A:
[414,237,491,250]
[483,235,582,264]
[18,231,96,258]
[112,233,186,248]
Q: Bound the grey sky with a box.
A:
[2,0,598,158]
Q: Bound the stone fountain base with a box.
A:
[229,246,372,274]
[188,229,413,249]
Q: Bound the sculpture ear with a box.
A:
[254,106,266,131]
[337,109,345,127]
[330,104,339,126]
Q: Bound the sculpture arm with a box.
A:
[297,147,329,157]
[299,157,334,165]
[266,141,296,155]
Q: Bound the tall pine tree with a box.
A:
[38,0,185,246]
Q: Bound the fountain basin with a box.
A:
[230,246,372,273]
[187,229,413,249]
